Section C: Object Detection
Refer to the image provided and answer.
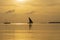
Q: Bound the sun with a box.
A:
[16,0,26,3]
[17,0,24,2]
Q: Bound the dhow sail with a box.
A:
[28,17,33,30]
[29,17,33,23]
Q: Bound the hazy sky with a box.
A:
[0,0,60,23]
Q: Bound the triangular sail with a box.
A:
[28,17,33,30]
[29,17,33,23]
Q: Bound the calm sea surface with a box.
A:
[0,23,60,40]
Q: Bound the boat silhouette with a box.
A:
[28,17,33,23]
[28,17,33,30]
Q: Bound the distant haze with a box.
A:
[0,0,60,23]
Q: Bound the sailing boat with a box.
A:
[28,17,33,23]
[4,10,15,24]
[28,17,33,30]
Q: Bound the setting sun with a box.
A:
[16,0,27,3]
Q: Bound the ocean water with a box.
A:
[0,23,60,40]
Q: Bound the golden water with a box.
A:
[0,23,60,40]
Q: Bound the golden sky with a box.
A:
[0,0,60,23]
